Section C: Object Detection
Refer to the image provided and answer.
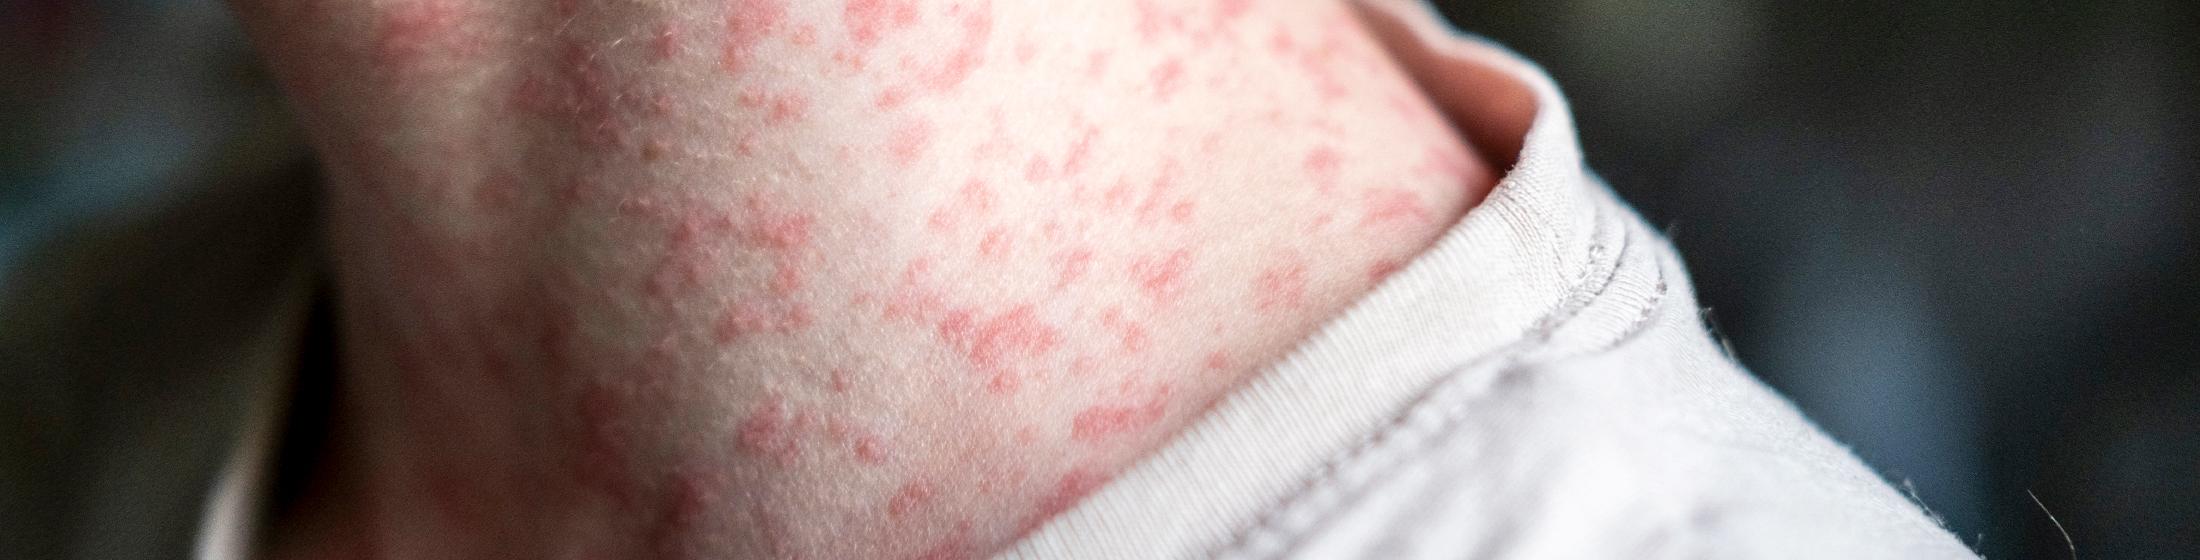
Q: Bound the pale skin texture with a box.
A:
[231,0,1496,558]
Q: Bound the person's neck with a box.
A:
[249,0,1493,557]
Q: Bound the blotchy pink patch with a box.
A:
[1149,58,1186,100]
[1128,248,1193,305]
[648,467,723,558]
[977,227,1013,259]
[1033,467,1108,522]
[738,195,814,250]
[921,1,993,92]
[853,432,889,464]
[1253,261,1309,311]
[886,480,935,518]
[715,299,812,342]
[1053,247,1094,290]
[1069,385,1172,442]
[937,304,1061,374]
[1023,154,1052,182]
[736,396,803,465]
[926,179,996,232]
[888,119,933,166]
[843,0,920,49]
[373,0,471,73]
[1303,146,1342,194]
[1132,0,1174,43]
[1360,188,1433,228]
[1367,259,1405,284]
[1059,126,1100,177]
[722,0,789,75]
[737,87,812,124]
[573,384,638,508]
[1203,351,1232,371]
[652,23,683,61]
[1098,307,1150,353]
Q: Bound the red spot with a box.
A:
[722,0,789,75]
[927,179,996,232]
[736,397,800,464]
[1033,467,1108,522]
[1023,154,1051,182]
[1214,0,1252,26]
[1168,200,1195,224]
[1303,146,1342,194]
[1361,188,1433,228]
[1134,161,1181,224]
[1203,351,1231,371]
[1069,385,1171,442]
[1128,248,1193,305]
[1013,39,1038,64]
[875,86,910,109]
[853,432,888,464]
[716,300,810,342]
[1099,307,1150,353]
[738,87,813,124]
[1253,261,1309,311]
[573,384,638,507]
[1101,178,1135,211]
[922,2,993,92]
[1059,126,1100,177]
[888,119,933,166]
[1149,58,1185,100]
[1054,247,1093,290]
[987,371,1021,394]
[937,304,1061,373]
[843,0,920,49]
[1367,259,1405,283]
[530,40,633,147]
[1267,27,1296,55]
[652,23,683,61]
[739,195,814,250]
[829,368,853,393]
[887,480,935,518]
[1132,0,1175,43]
[1083,51,1112,79]
[975,228,1013,260]
[648,468,720,558]
[374,0,472,73]
[884,286,947,323]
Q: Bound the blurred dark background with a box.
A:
[1433,1,2200,558]
[4,0,2196,558]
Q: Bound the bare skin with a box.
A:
[232,0,1495,558]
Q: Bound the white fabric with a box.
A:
[998,2,1976,559]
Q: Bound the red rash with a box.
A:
[1129,248,1194,306]
[888,119,933,166]
[922,2,992,92]
[888,480,937,518]
[244,0,1497,557]
[844,0,920,49]
[1253,260,1310,312]
[937,304,1062,375]
[721,0,789,75]
[373,0,472,73]
[1069,384,1171,443]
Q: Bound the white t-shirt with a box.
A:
[998,2,1976,558]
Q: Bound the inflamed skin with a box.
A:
[231,0,1497,558]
